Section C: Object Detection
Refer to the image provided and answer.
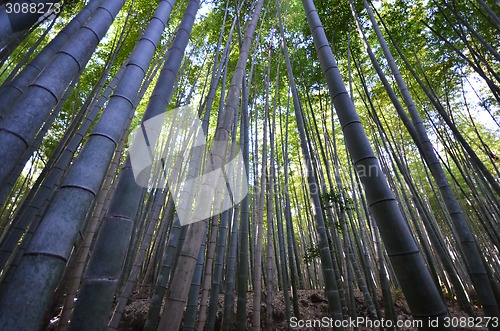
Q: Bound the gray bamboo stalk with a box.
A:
[73,0,198,327]
[355,58,476,315]
[140,190,175,285]
[221,110,246,331]
[143,217,182,331]
[0,12,58,87]
[196,15,235,330]
[0,0,63,49]
[0,57,125,272]
[476,0,500,29]
[252,48,270,330]
[449,6,500,62]
[377,13,500,197]
[303,88,349,319]
[272,56,294,315]
[282,102,301,317]
[265,51,278,331]
[204,206,231,330]
[0,78,74,268]
[265,168,275,331]
[0,74,77,202]
[363,0,499,319]
[183,226,208,330]
[0,0,125,192]
[157,2,264,329]
[371,213,397,324]
[1,22,128,203]
[138,193,173,286]
[83,77,185,330]
[0,30,27,67]
[302,0,452,327]
[325,66,378,319]
[0,0,104,119]
[0,0,150,291]
[207,95,239,331]
[236,37,253,331]
[250,60,259,295]
[269,89,282,295]
[434,3,500,89]
[57,137,126,331]
[68,2,194,330]
[234,5,264,326]
[221,212,238,330]
[199,0,234,131]
[0,1,181,329]
[459,77,500,178]
[193,206,227,331]
[422,21,500,102]
[106,176,177,329]
[279,2,343,322]
[196,211,222,330]
[0,78,82,290]
[201,23,237,331]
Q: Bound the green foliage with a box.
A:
[303,242,320,263]
[320,187,354,212]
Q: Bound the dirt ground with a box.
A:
[117,289,485,330]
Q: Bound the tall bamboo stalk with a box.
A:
[301,0,452,327]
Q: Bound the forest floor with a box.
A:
[117,288,484,330]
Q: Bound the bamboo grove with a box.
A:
[0,0,498,330]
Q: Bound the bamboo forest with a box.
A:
[0,0,499,330]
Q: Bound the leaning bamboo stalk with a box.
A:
[302,0,452,327]
[157,2,264,329]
